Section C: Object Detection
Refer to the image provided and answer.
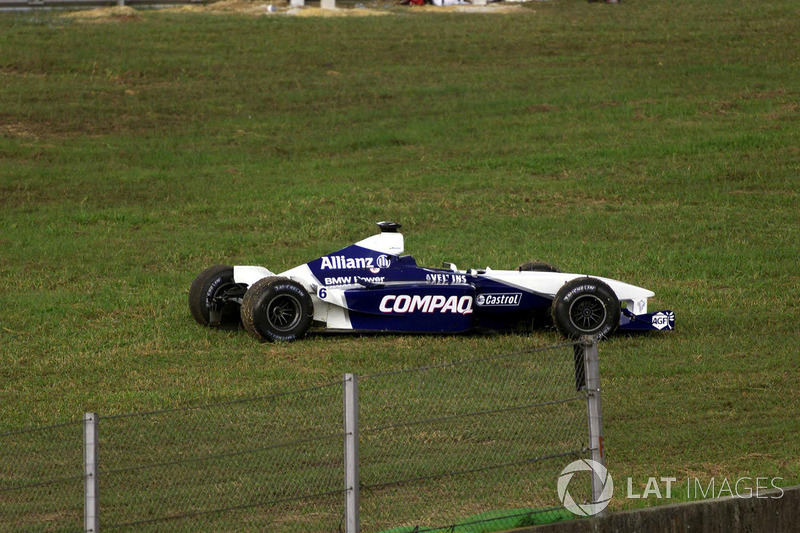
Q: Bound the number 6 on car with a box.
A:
[189,222,674,342]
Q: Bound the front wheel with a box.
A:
[189,265,246,328]
[241,277,314,342]
[551,277,619,339]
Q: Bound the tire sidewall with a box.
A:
[205,275,228,306]
[189,264,238,326]
[246,279,313,342]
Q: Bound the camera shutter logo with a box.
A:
[557,459,614,516]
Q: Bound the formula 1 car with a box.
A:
[189,222,674,342]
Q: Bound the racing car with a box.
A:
[189,221,674,342]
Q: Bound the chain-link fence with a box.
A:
[1,340,596,532]
[0,421,85,532]
[100,381,346,532]
[595,335,798,512]
[1,381,347,533]
[357,343,589,532]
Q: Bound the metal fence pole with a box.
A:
[84,412,98,533]
[582,336,607,516]
[343,374,360,533]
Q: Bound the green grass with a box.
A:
[1,0,798,527]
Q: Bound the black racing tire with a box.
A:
[518,260,562,273]
[551,277,620,340]
[189,265,246,327]
[241,277,314,342]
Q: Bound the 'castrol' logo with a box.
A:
[476,293,522,307]
[379,295,473,315]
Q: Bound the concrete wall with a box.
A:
[515,486,799,533]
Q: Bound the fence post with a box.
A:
[343,374,360,533]
[84,412,98,533]
[582,336,607,516]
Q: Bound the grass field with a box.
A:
[1,0,798,523]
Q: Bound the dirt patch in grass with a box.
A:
[62,5,141,21]
[62,1,524,20]
[186,0,527,15]
[282,5,390,16]
[0,122,39,139]
[412,3,524,13]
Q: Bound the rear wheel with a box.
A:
[241,277,314,342]
[552,277,619,339]
[518,260,561,329]
[189,265,246,328]
[518,260,562,273]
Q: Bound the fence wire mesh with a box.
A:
[1,341,594,532]
[358,342,588,532]
[97,380,346,532]
[599,337,798,510]
[0,421,85,532]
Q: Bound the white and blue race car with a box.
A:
[189,222,674,342]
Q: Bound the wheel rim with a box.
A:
[206,281,246,320]
[568,294,608,333]
[266,294,302,332]
[209,282,245,305]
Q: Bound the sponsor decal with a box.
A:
[376,255,391,269]
[323,276,385,287]
[325,276,352,286]
[379,295,473,315]
[651,311,674,330]
[476,293,522,307]
[425,273,467,285]
[321,255,376,270]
